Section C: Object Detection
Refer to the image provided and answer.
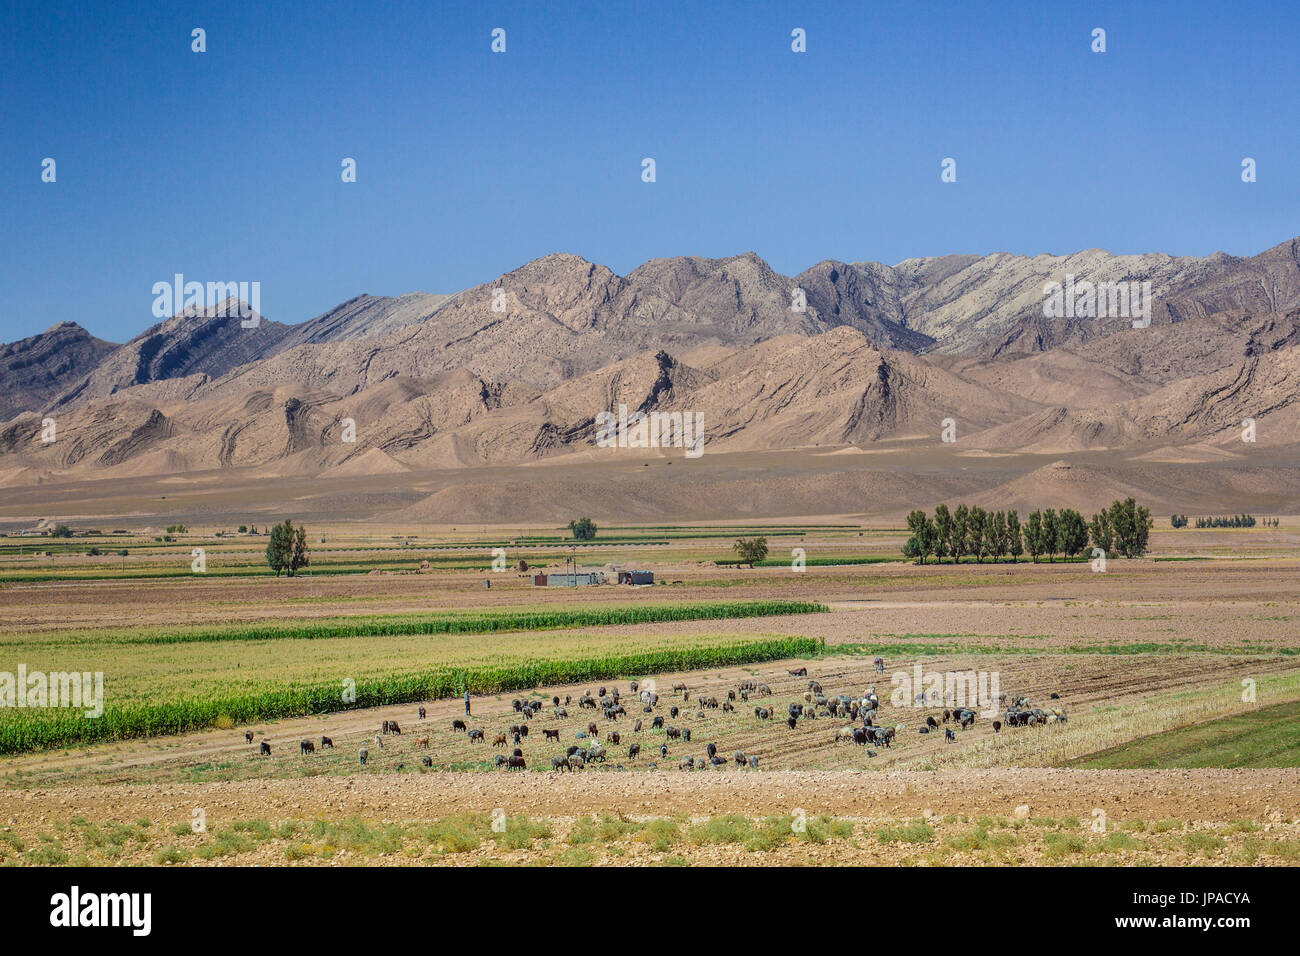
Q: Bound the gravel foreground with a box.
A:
[9,768,1299,821]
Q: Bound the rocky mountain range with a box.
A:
[2,238,1298,502]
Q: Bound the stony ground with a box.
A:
[4,771,1299,866]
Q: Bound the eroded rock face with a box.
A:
[0,321,118,420]
[4,240,1300,484]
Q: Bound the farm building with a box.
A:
[616,569,655,585]
[533,571,605,587]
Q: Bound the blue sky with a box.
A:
[2,0,1297,343]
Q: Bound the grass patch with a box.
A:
[1069,699,1300,769]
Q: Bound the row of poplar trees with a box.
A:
[902,498,1153,564]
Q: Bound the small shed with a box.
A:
[534,571,605,587]
[617,570,655,586]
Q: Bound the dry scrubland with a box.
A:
[1,519,1298,865]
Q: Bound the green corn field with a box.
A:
[44,600,828,646]
[0,635,824,754]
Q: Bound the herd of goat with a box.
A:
[245,661,1068,770]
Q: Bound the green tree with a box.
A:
[568,517,598,540]
[1042,508,1060,562]
[951,504,970,564]
[932,503,953,563]
[1089,510,1114,556]
[266,521,290,576]
[968,507,987,563]
[50,524,73,538]
[1059,508,1090,558]
[991,510,1009,563]
[1025,510,1045,562]
[903,510,937,564]
[1006,511,1023,561]
[292,524,309,576]
[732,537,769,568]
[1107,497,1153,557]
[266,519,310,577]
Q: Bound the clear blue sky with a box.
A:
[2,0,1297,343]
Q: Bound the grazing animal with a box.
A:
[607,731,620,745]
[926,716,939,729]
[412,736,428,749]
[452,719,466,732]
[748,755,759,769]
[359,747,368,765]
[733,750,746,767]
[493,733,508,748]
[706,742,718,758]
[588,721,598,736]
[633,719,642,733]
[789,667,807,676]
[389,720,401,735]
[382,720,391,734]
[244,730,254,743]
[418,706,426,719]
[1050,692,1060,700]
[321,735,334,749]
[787,716,797,730]
[993,720,1002,733]
[945,728,956,742]
[666,726,682,740]
[300,739,315,755]
[660,743,667,759]
[651,716,664,729]
[681,728,691,742]
[873,657,885,674]
[421,755,433,767]
[554,707,568,718]
[468,729,485,742]
[551,755,570,772]
[544,728,560,741]
[628,743,641,760]
[507,755,526,770]
[569,752,585,770]
[670,706,679,719]
[259,741,271,756]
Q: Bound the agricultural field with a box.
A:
[1,519,1298,866]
